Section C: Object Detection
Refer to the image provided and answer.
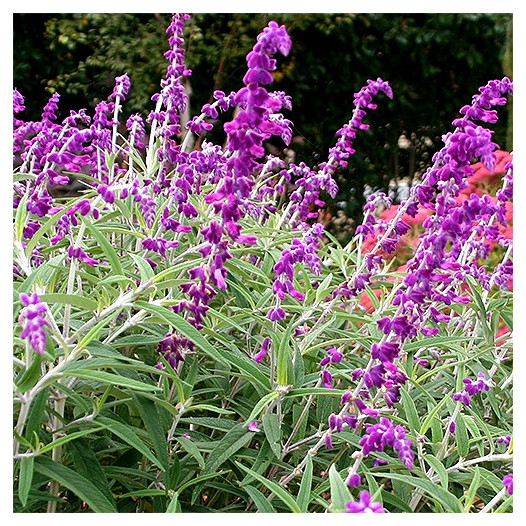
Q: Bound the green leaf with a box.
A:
[18,457,34,507]
[129,253,156,283]
[165,492,181,513]
[287,388,347,398]
[235,461,302,513]
[63,369,160,392]
[373,472,462,512]
[175,436,205,469]
[244,485,276,513]
[39,293,98,311]
[131,393,169,471]
[203,424,252,474]
[262,413,281,459]
[246,391,279,425]
[24,387,49,445]
[424,454,449,489]
[34,456,117,512]
[328,464,352,512]
[82,216,124,276]
[177,471,230,493]
[463,467,482,512]
[15,353,44,393]
[39,427,105,454]
[96,415,165,471]
[419,393,452,435]
[275,323,293,386]
[76,310,122,349]
[14,191,29,242]
[68,439,115,504]
[401,386,421,433]
[297,454,313,512]
[455,413,470,458]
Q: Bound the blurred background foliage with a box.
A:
[13,13,512,238]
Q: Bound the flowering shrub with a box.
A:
[13,14,512,513]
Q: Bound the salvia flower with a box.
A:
[359,417,414,469]
[452,371,494,406]
[502,473,513,495]
[111,73,131,101]
[254,337,271,363]
[345,490,386,513]
[347,473,362,488]
[248,421,260,432]
[157,332,194,369]
[19,292,48,354]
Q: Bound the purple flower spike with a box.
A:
[19,292,48,354]
[345,490,386,513]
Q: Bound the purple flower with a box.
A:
[502,474,513,495]
[254,337,271,363]
[322,369,333,389]
[67,246,101,266]
[359,417,414,470]
[452,371,493,406]
[347,473,361,487]
[496,435,512,447]
[345,490,386,513]
[157,332,194,369]
[111,73,131,101]
[19,292,48,354]
[248,421,260,432]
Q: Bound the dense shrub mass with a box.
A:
[13,14,512,513]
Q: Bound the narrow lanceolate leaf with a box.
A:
[235,461,302,513]
[38,293,98,312]
[203,424,252,475]
[424,454,449,489]
[372,472,462,513]
[244,485,276,513]
[463,467,482,512]
[82,213,124,276]
[297,454,313,512]
[131,393,169,471]
[18,457,34,507]
[63,369,160,392]
[165,492,181,513]
[401,387,421,433]
[96,415,166,471]
[246,391,279,425]
[175,436,205,470]
[328,464,352,512]
[34,456,117,513]
[262,413,281,459]
[455,413,470,458]
[39,427,105,454]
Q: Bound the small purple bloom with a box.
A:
[322,369,333,389]
[248,421,260,432]
[345,490,386,513]
[502,474,513,495]
[347,473,361,487]
[254,337,271,363]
